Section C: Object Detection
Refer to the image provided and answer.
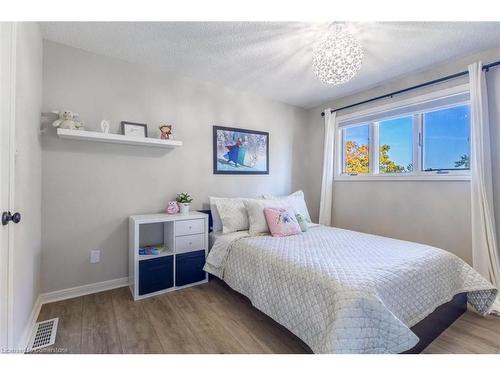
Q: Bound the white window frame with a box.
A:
[334,84,471,181]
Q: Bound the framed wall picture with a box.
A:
[213,126,269,175]
[121,121,148,138]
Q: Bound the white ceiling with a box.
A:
[39,22,500,109]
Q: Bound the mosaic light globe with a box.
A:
[312,27,363,85]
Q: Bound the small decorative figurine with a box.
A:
[52,110,84,130]
[159,124,173,140]
[100,120,110,134]
[166,201,180,214]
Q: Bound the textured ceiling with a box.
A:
[39,22,500,108]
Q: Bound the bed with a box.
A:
[202,215,497,354]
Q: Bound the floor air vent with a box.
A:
[27,318,59,352]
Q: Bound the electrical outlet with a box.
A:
[90,250,100,264]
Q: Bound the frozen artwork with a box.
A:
[213,126,269,174]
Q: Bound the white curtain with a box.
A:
[319,109,336,226]
[469,61,500,314]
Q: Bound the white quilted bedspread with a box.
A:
[204,225,498,354]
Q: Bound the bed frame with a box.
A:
[198,209,467,354]
[403,292,466,353]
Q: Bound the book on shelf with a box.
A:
[139,244,168,256]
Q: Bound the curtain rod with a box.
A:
[320,60,500,116]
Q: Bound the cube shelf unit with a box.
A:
[129,212,209,300]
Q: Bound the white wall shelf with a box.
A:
[57,128,182,148]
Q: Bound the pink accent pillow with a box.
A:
[263,207,302,237]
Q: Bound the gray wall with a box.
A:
[12,23,43,346]
[302,46,500,265]
[41,41,308,293]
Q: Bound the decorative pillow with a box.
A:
[244,199,289,235]
[215,198,250,234]
[263,190,312,223]
[264,207,302,237]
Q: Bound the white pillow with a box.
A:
[209,197,225,232]
[263,190,311,223]
[244,199,289,235]
[215,198,250,234]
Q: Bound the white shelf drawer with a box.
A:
[175,233,205,253]
[175,219,204,236]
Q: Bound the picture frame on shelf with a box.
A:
[121,121,148,138]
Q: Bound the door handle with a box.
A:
[2,211,21,225]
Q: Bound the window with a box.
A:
[343,124,369,174]
[336,94,470,180]
[422,105,470,171]
[378,116,413,174]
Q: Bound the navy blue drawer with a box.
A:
[139,256,173,295]
[175,250,206,286]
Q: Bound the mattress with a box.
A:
[204,225,497,354]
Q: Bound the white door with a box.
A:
[1,22,42,351]
[0,22,17,350]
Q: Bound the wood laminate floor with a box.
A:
[34,278,500,354]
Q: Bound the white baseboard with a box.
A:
[39,277,129,305]
[19,277,129,350]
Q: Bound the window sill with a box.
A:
[334,174,471,182]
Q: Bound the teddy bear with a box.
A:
[159,124,173,140]
[52,110,85,130]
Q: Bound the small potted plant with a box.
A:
[176,192,193,214]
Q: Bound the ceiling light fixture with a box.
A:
[312,25,363,85]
